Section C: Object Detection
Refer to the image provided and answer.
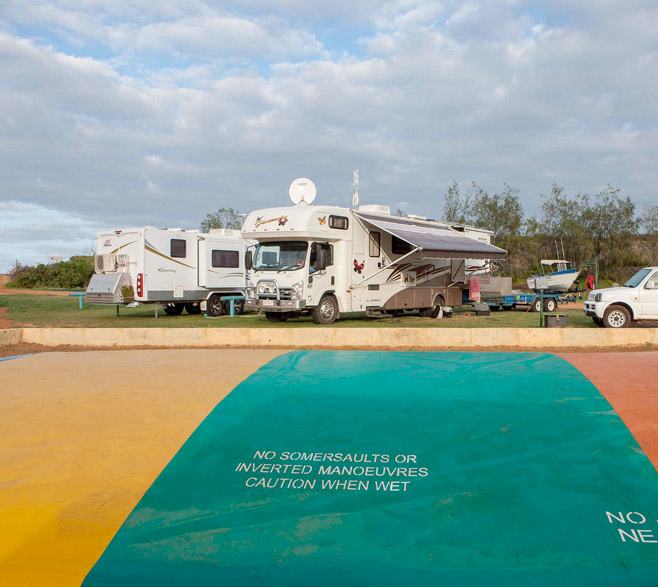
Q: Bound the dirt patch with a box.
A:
[0,275,9,287]
[0,287,77,297]
[0,307,14,329]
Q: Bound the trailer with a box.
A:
[86,227,250,316]
[484,290,573,312]
[241,179,506,324]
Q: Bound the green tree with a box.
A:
[469,183,523,242]
[200,207,242,232]
[442,181,471,224]
[640,204,658,235]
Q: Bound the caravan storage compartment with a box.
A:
[86,273,133,305]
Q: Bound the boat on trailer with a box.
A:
[526,259,580,292]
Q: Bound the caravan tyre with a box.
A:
[184,302,201,315]
[312,295,339,325]
[163,303,184,316]
[207,295,225,317]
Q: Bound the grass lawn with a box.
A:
[0,294,595,328]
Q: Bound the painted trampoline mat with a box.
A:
[84,351,658,586]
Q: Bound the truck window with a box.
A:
[329,215,349,230]
[369,231,381,257]
[170,239,186,258]
[392,235,412,255]
[310,243,333,272]
[212,250,239,268]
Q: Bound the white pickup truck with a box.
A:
[584,267,658,327]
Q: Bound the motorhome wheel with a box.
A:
[544,298,557,312]
[185,302,201,315]
[265,312,288,322]
[207,295,224,317]
[421,296,445,319]
[223,300,245,315]
[312,295,339,324]
[603,305,630,328]
[163,303,184,316]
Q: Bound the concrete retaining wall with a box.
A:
[9,327,658,349]
[0,329,22,347]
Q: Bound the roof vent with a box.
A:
[407,214,427,221]
[359,204,390,215]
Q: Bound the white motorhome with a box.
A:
[86,227,249,316]
[241,200,506,324]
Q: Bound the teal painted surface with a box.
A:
[85,352,658,586]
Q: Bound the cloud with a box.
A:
[1,1,658,266]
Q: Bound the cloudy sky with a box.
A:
[1,1,657,271]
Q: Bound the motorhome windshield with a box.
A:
[253,241,308,271]
[624,268,652,287]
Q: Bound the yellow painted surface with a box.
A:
[0,349,283,586]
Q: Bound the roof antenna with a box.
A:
[352,169,359,208]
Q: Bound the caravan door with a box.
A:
[198,238,245,290]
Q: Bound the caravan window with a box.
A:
[170,239,186,258]
[392,235,413,255]
[212,250,239,268]
[369,231,381,257]
[329,215,349,230]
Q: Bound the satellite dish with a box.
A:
[289,178,317,206]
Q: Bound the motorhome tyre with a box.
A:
[163,303,184,316]
[420,295,445,319]
[184,302,201,315]
[265,312,288,322]
[603,305,630,328]
[207,294,225,317]
[312,295,339,324]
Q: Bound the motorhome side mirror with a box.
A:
[245,250,253,270]
[316,248,328,271]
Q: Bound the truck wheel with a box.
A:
[207,294,224,317]
[163,303,184,316]
[544,298,557,312]
[312,295,339,324]
[592,316,605,327]
[603,305,630,328]
[185,302,201,315]
[265,312,288,322]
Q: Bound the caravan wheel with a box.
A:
[207,295,224,317]
[163,303,184,316]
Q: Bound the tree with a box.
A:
[640,204,658,235]
[200,207,242,232]
[442,181,471,224]
[469,183,523,242]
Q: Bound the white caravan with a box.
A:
[86,227,248,316]
[241,200,506,324]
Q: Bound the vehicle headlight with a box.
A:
[594,293,602,302]
[246,287,256,299]
[290,281,304,300]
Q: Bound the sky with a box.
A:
[1,0,657,271]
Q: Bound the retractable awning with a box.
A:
[355,212,507,260]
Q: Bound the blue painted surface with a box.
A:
[0,354,31,363]
[85,351,658,586]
